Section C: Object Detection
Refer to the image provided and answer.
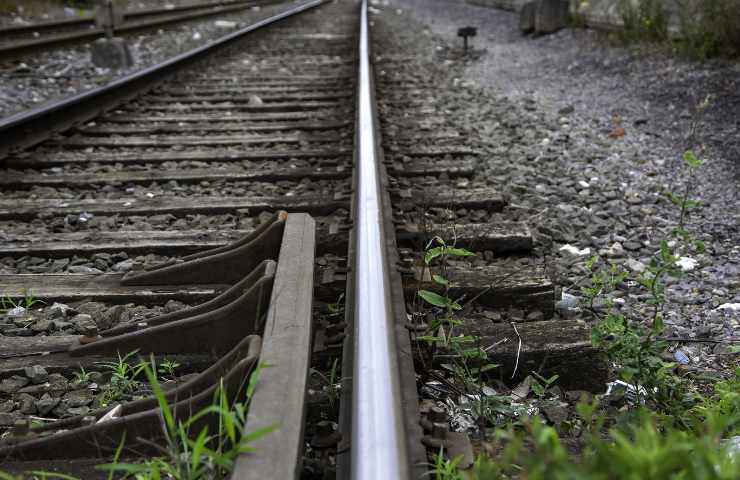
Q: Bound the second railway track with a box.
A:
[0,0,595,478]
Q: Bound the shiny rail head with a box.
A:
[350,1,411,479]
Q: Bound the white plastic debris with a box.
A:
[673,349,690,365]
[214,20,237,29]
[716,303,740,312]
[97,404,122,424]
[676,256,698,272]
[578,180,590,188]
[605,380,649,404]
[559,244,591,256]
[192,31,202,41]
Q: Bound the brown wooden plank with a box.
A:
[0,165,349,187]
[102,111,350,123]
[388,159,475,178]
[77,120,350,136]
[235,214,315,479]
[140,91,352,103]
[0,229,248,256]
[406,263,554,317]
[157,85,351,95]
[395,187,507,212]
[134,100,340,112]
[5,149,351,168]
[57,134,308,148]
[456,318,607,391]
[170,75,353,83]
[389,147,480,156]
[0,273,226,304]
[0,223,348,257]
[0,195,347,221]
[396,222,532,253]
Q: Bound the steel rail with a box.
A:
[0,1,276,60]
[350,1,411,479]
[0,0,326,160]
[0,0,257,37]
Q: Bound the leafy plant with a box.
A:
[618,0,668,42]
[417,236,474,344]
[99,360,275,479]
[72,366,92,384]
[430,447,465,480]
[159,358,181,380]
[97,350,146,407]
[310,357,341,411]
[0,292,44,314]
[531,372,560,399]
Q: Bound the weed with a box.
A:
[618,0,668,42]
[531,372,560,399]
[310,358,341,411]
[99,360,275,480]
[417,236,474,344]
[97,350,145,407]
[158,358,181,380]
[675,0,740,59]
[72,366,91,384]
[429,447,464,480]
[0,292,44,314]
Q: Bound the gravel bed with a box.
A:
[0,299,190,337]
[0,252,171,275]
[0,178,348,200]
[373,0,738,375]
[0,1,297,118]
[0,1,223,27]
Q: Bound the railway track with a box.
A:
[0,0,596,478]
[0,0,280,59]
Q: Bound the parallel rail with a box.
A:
[0,0,324,160]
[0,0,279,60]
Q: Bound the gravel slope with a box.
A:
[376,0,738,373]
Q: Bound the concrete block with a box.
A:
[520,1,537,33]
[90,37,134,70]
[535,0,569,34]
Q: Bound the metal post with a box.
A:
[105,0,114,39]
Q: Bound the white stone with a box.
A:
[559,244,591,256]
[626,258,647,273]
[214,20,237,29]
[578,180,590,188]
[676,256,698,272]
[6,306,26,318]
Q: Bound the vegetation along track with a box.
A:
[0,0,595,478]
[0,0,284,60]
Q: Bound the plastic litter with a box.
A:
[673,349,690,365]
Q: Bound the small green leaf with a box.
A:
[694,240,705,253]
[424,247,445,265]
[683,150,702,168]
[432,274,449,285]
[418,290,448,307]
[445,247,475,258]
